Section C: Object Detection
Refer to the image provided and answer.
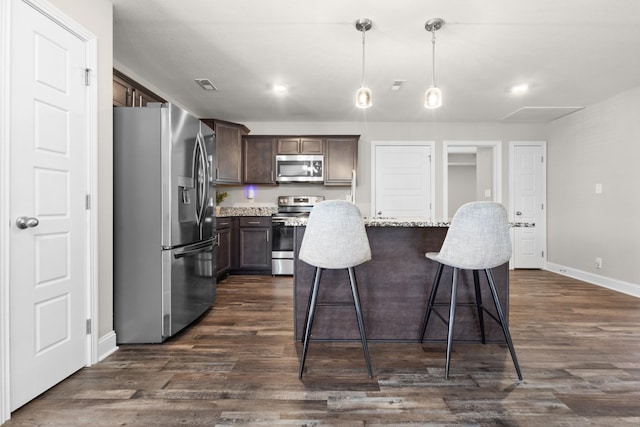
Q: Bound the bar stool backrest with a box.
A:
[299,200,371,269]
[431,201,511,270]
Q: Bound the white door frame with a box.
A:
[509,141,547,268]
[442,140,502,221]
[370,140,436,220]
[0,0,99,422]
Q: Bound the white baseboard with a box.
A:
[98,331,118,361]
[545,262,640,298]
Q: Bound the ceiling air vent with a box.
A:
[391,80,406,91]
[194,78,217,91]
[502,106,583,123]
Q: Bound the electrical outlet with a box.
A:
[595,257,603,269]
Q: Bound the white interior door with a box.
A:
[9,0,88,410]
[511,143,546,269]
[372,142,432,218]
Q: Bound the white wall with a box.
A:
[47,0,114,338]
[448,164,476,215]
[547,85,640,288]
[237,122,546,218]
[476,146,494,201]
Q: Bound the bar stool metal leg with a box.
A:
[419,263,444,342]
[299,267,322,379]
[472,270,487,344]
[445,268,459,379]
[484,268,523,381]
[348,267,372,378]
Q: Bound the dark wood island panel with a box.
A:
[293,225,510,343]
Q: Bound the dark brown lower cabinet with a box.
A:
[237,217,271,273]
[216,217,234,280]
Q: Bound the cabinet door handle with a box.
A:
[266,230,269,242]
[247,221,260,224]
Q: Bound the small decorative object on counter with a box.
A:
[215,191,228,215]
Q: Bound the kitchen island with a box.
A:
[292,218,510,343]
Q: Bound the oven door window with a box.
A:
[272,222,294,252]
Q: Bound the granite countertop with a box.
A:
[217,206,278,217]
[216,207,535,228]
[280,217,449,227]
[281,216,535,228]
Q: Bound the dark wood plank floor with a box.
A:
[6,270,640,426]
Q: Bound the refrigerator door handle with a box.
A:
[198,134,207,224]
[197,132,210,225]
[192,133,208,226]
[172,238,214,259]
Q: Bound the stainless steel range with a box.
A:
[272,195,325,275]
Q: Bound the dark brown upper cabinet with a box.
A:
[276,137,323,155]
[324,137,359,186]
[243,136,276,184]
[112,69,165,107]
[201,119,250,185]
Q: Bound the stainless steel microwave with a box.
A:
[275,155,324,183]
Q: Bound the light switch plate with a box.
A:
[595,183,603,194]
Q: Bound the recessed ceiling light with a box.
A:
[194,78,217,91]
[510,83,529,94]
[273,84,288,94]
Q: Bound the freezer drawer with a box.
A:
[162,239,217,339]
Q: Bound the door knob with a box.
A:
[16,216,39,229]
[516,211,522,216]
[377,211,382,215]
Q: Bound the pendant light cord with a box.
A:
[361,29,366,86]
[431,30,436,86]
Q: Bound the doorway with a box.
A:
[443,141,502,221]
[0,0,98,420]
[371,141,434,219]
[510,141,546,269]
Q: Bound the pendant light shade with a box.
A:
[355,18,373,108]
[356,86,372,108]
[424,18,445,110]
[425,86,442,109]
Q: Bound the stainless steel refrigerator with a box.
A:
[114,103,217,343]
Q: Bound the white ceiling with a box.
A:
[112,0,640,124]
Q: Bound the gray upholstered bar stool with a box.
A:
[419,201,522,380]
[298,200,373,378]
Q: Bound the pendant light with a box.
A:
[424,18,445,109]
[355,18,373,108]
